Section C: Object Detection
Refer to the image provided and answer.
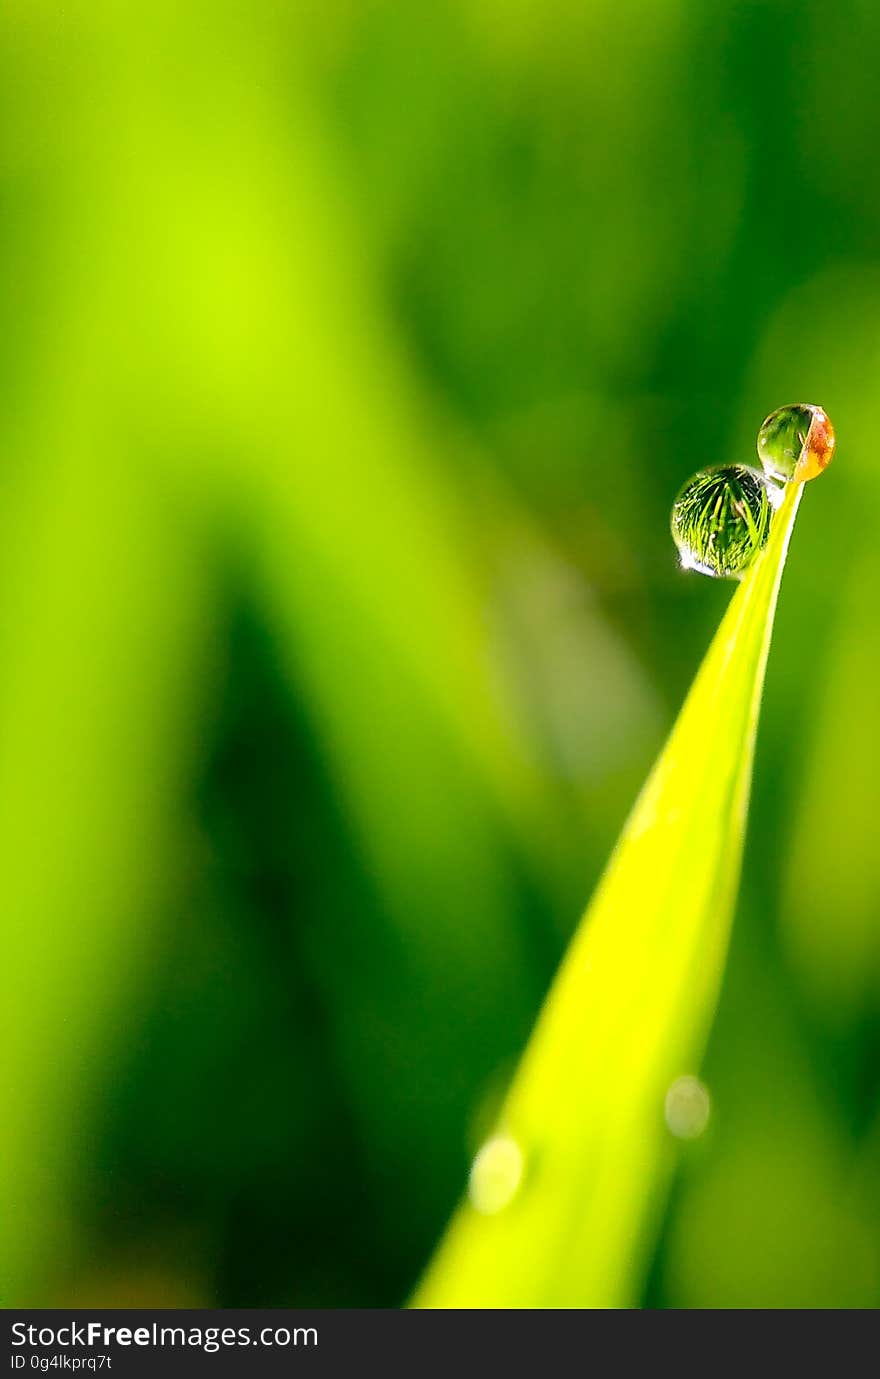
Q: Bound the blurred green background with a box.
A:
[2,0,879,1309]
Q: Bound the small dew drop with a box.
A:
[670,464,775,580]
[665,1075,711,1140]
[468,1134,524,1215]
[757,402,836,483]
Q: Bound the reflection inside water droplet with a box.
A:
[468,1134,524,1215]
[671,464,780,580]
[757,402,835,483]
[665,1075,711,1140]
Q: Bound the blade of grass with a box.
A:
[415,477,804,1309]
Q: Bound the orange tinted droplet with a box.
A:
[757,403,836,483]
[796,405,835,481]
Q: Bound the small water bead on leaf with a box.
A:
[468,1134,525,1215]
[664,1075,711,1141]
[756,403,812,482]
[757,402,836,483]
[671,464,781,580]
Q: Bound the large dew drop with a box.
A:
[670,464,780,580]
[757,402,835,483]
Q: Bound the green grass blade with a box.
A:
[415,477,804,1309]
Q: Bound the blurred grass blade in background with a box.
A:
[416,477,804,1308]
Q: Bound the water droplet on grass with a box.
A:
[665,1075,711,1140]
[757,402,835,482]
[671,464,779,580]
[468,1134,525,1215]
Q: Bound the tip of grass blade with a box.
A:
[414,479,804,1309]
